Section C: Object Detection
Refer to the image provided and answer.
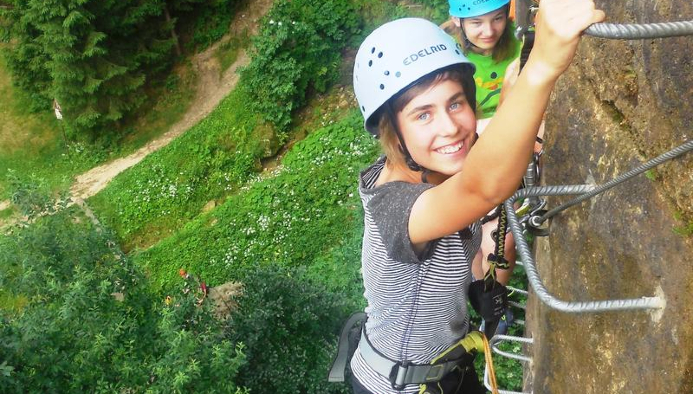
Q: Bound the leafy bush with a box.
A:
[0,190,246,394]
[304,219,367,310]
[226,265,351,394]
[135,111,379,290]
[88,88,276,250]
[188,0,245,50]
[240,0,360,132]
[406,0,451,24]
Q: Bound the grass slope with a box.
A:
[134,111,379,291]
[88,88,276,251]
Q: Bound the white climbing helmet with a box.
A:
[353,17,475,136]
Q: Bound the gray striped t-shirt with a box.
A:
[351,157,482,394]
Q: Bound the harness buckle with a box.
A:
[391,360,411,390]
[425,364,446,382]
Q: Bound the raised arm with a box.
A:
[409,0,605,244]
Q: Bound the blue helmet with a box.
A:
[449,0,510,18]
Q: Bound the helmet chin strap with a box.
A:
[385,102,430,184]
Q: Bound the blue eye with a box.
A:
[450,102,460,110]
[417,113,430,121]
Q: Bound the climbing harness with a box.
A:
[328,312,503,394]
[471,205,511,339]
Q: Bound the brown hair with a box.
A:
[376,64,476,167]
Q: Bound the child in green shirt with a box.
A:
[444,0,521,120]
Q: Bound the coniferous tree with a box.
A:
[1,0,242,138]
[0,1,53,111]
[1,0,175,137]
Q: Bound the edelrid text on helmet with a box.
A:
[448,0,510,18]
[403,44,449,66]
[353,18,474,136]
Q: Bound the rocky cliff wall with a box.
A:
[526,2,693,393]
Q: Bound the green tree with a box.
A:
[240,0,360,132]
[0,182,246,393]
[1,0,174,137]
[227,266,352,394]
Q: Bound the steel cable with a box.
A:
[537,140,693,225]
[585,20,693,39]
[505,186,666,312]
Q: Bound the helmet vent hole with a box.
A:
[378,52,383,58]
[368,60,373,67]
[371,47,375,54]
[379,84,385,90]
[361,105,365,111]
[384,70,390,76]
[455,49,460,55]
[395,71,401,78]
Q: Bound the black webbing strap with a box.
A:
[477,204,510,338]
[486,205,510,275]
[519,30,535,71]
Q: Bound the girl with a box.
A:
[349,1,604,393]
[445,0,521,122]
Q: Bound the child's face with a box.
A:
[396,79,477,178]
[461,8,508,55]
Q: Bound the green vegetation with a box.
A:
[1,0,529,391]
[0,51,99,199]
[228,266,353,394]
[0,187,246,393]
[88,88,274,251]
[644,169,656,181]
[0,41,196,201]
[215,32,250,75]
[673,221,693,237]
[89,0,365,250]
[119,61,198,150]
[240,0,360,132]
[135,112,379,290]
[0,0,241,138]
[187,0,247,51]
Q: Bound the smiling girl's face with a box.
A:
[396,78,477,179]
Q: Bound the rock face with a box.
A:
[525,3,693,393]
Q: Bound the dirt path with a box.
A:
[0,0,273,226]
[70,0,273,200]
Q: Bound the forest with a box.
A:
[0,0,528,392]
